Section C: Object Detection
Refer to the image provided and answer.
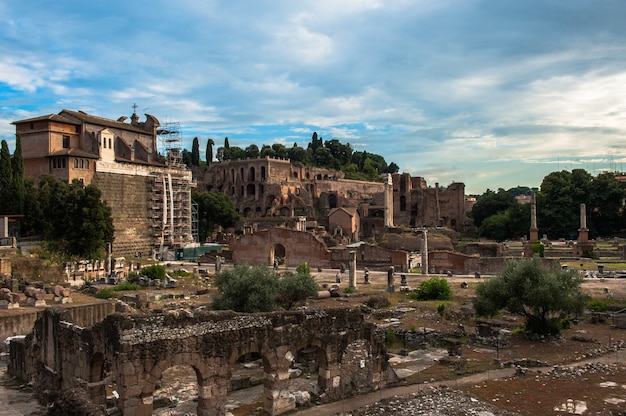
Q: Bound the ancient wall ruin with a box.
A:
[11,307,388,416]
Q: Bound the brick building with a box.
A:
[13,110,195,257]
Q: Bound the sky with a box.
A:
[1,0,626,195]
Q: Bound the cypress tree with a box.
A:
[206,138,214,164]
[191,137,200,166]
[0,140,15,214]
[12,133,25,214]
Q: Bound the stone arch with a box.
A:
[271,243,286,265]
[246,183,256,197]
[261,165,266,179]
[243,207,253,218]
[249,166,255,181]
[328,193,337,209]
[138,353,217,415]
[292,339,330,392]
[279,206,291,216]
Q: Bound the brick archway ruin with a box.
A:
[14,307,388,416]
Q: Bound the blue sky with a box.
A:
[1,0,626,194]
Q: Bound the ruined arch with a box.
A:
[138,353,214,415]
[246,183,256,197]
[271,243,286,265]
[249,166,255,181]
[328,193,337,209]
[400,195,407,212]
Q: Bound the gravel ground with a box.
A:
[341,386,520,416]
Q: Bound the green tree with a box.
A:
[260,144,275,158]
[244,144,260,159]
[64,181,115,258]
[192,190,240,241]
[324,139,352,166]
[473,257,588,335]
[12,133,25,214]
[212,265,280,312]
[412,277,452,300]
[181,149,192,167]
[35,176,114,258]
[206,138,214,164]
[471,189,516,228]
[287,143,307,163]
[276,270,319,310]
[0,140,15,214]
[191,137,200,166]
[538,170,591,239]
[20,178,43,236]
[140,264,166,281]
[588,172,626,236]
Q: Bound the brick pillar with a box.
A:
[197,376,229,416]
[264,368,295,415]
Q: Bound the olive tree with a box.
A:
[473,257,588,335]
[212,264,318,312]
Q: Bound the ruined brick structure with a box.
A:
[230,227,409,271]
[10,307,388,416]
[13,110,195,257]
[194,159,468,238]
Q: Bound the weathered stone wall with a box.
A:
[92,171,153,257]
[0,301,115,344]
[231,227,331,267]
[14,307,388,416]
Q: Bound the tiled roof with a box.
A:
[12,114,80,125]
[48,148,99,158]
[60,109,154,134]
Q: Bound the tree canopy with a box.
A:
[473,257,588,335]
[192,190,240,242]
[212,264,318,312]
[193,132,397,181]
[22,176,115,258]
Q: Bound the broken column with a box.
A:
[0,288,20,309]
[578,203,589,242]
[422,229,429,275]
[386,266,395,293]
[529,193,539,242]
[24,286,46,307]
[384,173,394,228]
[53,285,72,304]
[348,251,357,290]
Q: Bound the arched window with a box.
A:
[74,158,78,168]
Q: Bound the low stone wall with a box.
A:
[0,301,115,343]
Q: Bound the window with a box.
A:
[85,160,89,169]
[74,158,78,168]
[30,122,34,129]
[63,135,70,148]
[52,159,57,169]
[108,138,112,148]
[62,158,66,168]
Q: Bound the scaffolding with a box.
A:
[151,172,194,258]
[157,121,183,167]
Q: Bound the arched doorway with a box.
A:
[271,243,286,266]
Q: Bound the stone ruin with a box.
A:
[0,287,20,309]
[9,306,389,416]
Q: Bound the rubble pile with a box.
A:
[341,386,520,416]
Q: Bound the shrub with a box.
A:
[114,282,141,291]
[96,287,118,299]
[588,299,608,312]
[531,240,545,257]
[412,277,452,301]
[437,303,447,317]
[296,262,311,274]
[140,264,166,281]
[343,287,356,294]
